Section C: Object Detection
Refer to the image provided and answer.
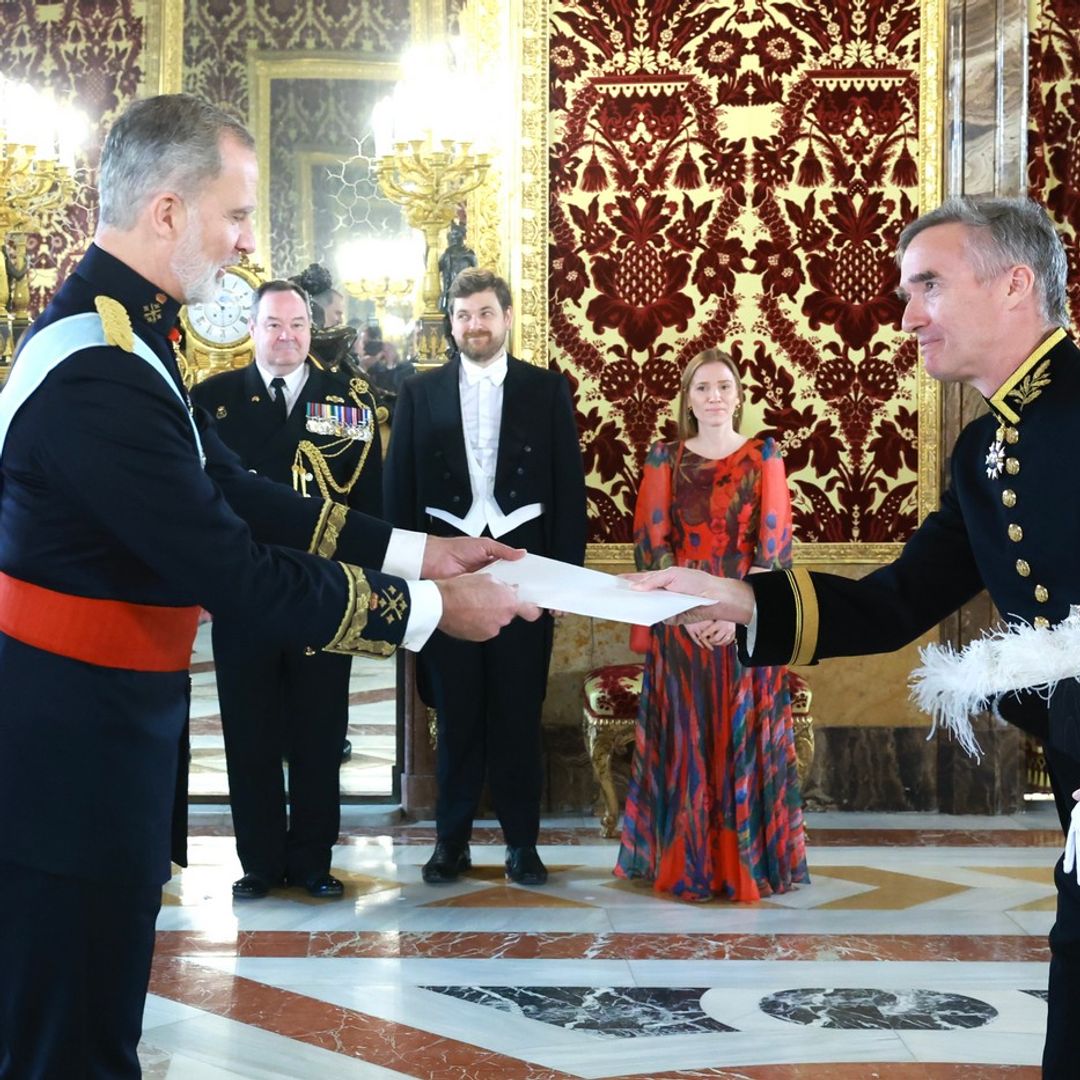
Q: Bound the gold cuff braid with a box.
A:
[309,502,349,559]
[323,563,396,658]
[786,567,820,667]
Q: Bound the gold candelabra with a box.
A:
[374,140,489,362]
[0,77,83,368]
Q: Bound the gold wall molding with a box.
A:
[247,52,401,272]
[513,0,549,367]
[147,0,185,94]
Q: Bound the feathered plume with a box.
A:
[909,606,1080,761]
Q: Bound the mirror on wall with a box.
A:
[177,0,538,803]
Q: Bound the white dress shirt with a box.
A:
[255,360,308,417]
[425,351,544,538]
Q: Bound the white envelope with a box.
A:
[478,552,705,624]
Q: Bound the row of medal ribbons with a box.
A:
[305,402,372,441]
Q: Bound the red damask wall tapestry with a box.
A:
[0,0,150,310]
[549,0,925,546]
[1028,0,1080,327]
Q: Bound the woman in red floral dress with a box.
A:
[615,348,808,901]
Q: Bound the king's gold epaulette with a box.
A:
[94,296,134,353]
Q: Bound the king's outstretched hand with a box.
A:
[421,535,524,579]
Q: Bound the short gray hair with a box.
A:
[98,94,254,230]
[898,196,1069,327]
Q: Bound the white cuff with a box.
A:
[383,528,426,580]
[401,579,441,651]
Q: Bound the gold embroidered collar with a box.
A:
[987,326,1066,424]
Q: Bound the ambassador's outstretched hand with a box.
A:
[435,574,540,641]
[421,535,525,579]
[625,566,756,626]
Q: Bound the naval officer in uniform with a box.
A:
[192,279,384,899]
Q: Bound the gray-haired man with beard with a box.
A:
[0,95,535,1077]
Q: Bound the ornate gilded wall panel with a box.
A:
[550,0,943,557]
[1028,0,1080,328]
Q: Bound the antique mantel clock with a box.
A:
[178,258,263,385]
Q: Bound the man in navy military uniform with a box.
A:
[385,268,587,887]
[632,196,1080,1075]
[0,94,536,1078]
[191,280,383,899]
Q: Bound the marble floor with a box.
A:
[140,804,1061,1078]
[187,623,397,799]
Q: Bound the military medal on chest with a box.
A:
[305,401,372,441]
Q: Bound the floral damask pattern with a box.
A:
[0,1,148,313]
[183,0,410,119]
[550,0,922,544]
[1028,0,1080,329]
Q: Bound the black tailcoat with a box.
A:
[384,354,586,845]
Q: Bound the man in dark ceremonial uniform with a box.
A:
[0,94,535,1078]
[633,196,1080,1075]
[191,280,384,899]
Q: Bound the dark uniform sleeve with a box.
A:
[44,351,407,651]
[383,375,420,530]
[197,409,394,571]
[737,478,985,667]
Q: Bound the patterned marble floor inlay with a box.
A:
[758,987,998,1030]
[423,985,736,1038]
[134,807,1061,1077]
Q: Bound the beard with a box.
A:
[457,327,506,364]
[171,217,227,304]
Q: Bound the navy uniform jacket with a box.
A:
[0,244,411,885]
[383,354,586,566]
[740,329,1080,762]
[191,360,382,516]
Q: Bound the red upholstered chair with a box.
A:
[582,663,814,837]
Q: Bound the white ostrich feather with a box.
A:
[909,605,1080,760]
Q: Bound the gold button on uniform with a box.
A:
[1034,616,1050,630]
[1004,427,1019,444]
[1001,489,1016,508]
[1008,524,1023,542]
[1016,559,1030,577]
[1035,585,1049,603]
[1005,458,1019,475]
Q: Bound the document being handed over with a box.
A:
[478,552,704,625]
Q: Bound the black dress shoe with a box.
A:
[232,873,274,899]
[422,841,471,884]
[505,845,547,885]
[303,873,345,899]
